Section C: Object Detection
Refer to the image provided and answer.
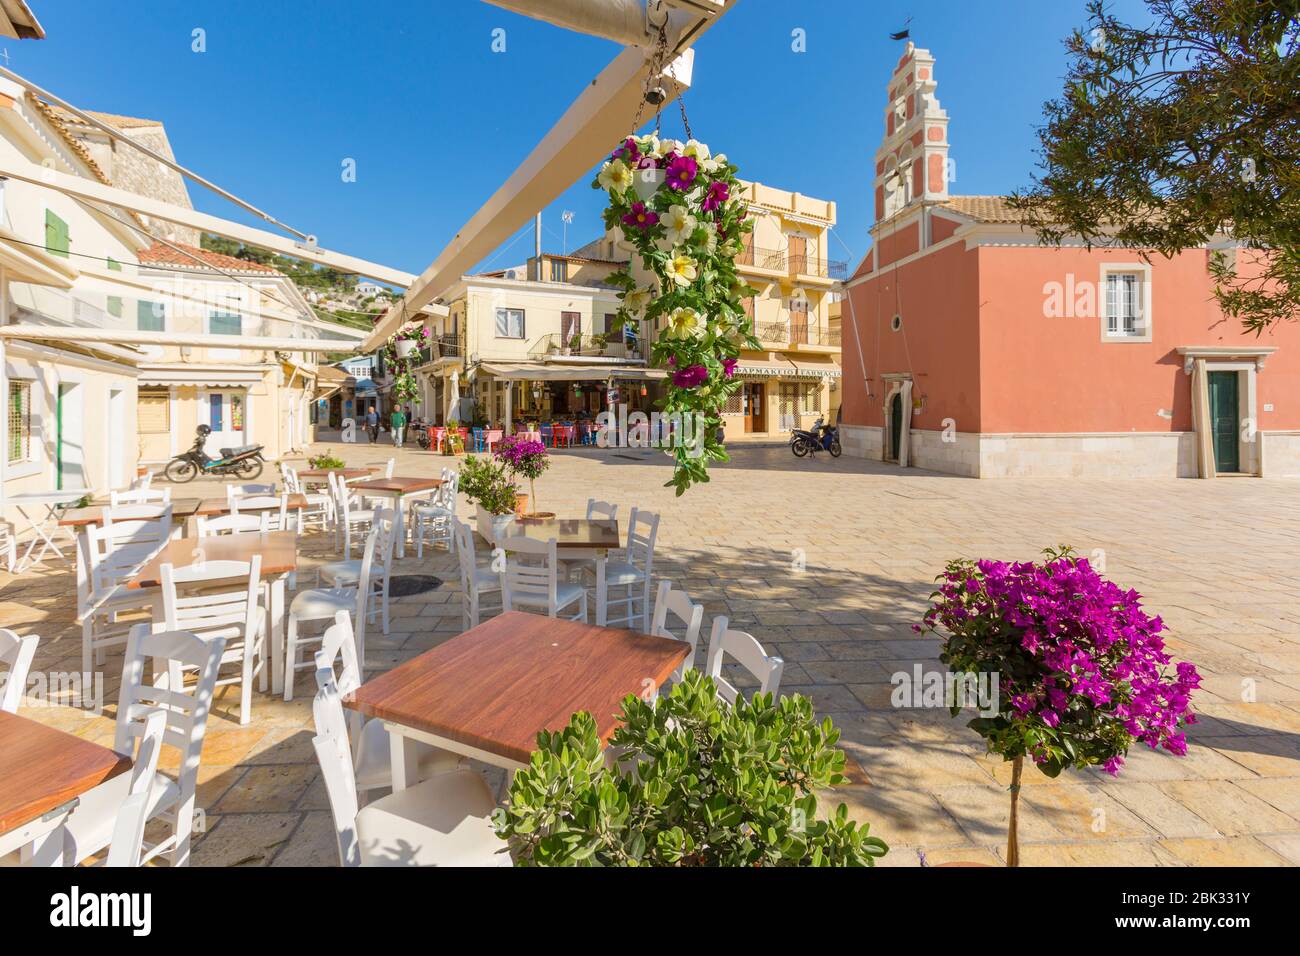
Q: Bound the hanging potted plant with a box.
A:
[917,546,1201,866]
[493,434,552,518]
[393,322,427,360]
[594,128,758,495]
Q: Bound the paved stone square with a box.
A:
[3,439,1298,867]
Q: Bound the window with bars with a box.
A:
[799,382,822,414]
[1105,273,1142,336]
[721,390,744,415]
[8,381,32,463]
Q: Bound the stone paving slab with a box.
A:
[1,441,1297,866]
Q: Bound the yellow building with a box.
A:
[724,180,843,439]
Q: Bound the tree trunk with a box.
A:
[529,477,537,516]
[1007,756,1023,867]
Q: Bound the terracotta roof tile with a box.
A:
[49,106,162,129]
[138,241,283,275]
[938,195,1022,223]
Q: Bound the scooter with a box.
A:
[410,418,434,450]
[164,425,266,482]
[790,416,842,458]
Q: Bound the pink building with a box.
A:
[840,44,1300,478]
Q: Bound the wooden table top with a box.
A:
[345,611,689,765]
[297,467,377,480]
[505,517,620,549]
[58,498,202,527]
[349,477,444,495]
[0,711,132,835]
[195,493,309,516]
[127,530,298,588]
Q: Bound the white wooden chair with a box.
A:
[63,625,226,867]
[453,519,501,629]
[313,611,462,797]
[367,459,396,479]
[281,463,332,533]
[128,472,153,491]
[559,499,618,581]
[312,669,505,867]
[588,507,658,632]
[285,512,392,701]
[499,535,587,621]
[412,468,458,557]
[650,581,704,681]
[161,557,267,726]
[110,486,171,507]
[103,709,166,868]
[316,505,396,636]
[226,483,276,500]
[231,493,295,532]
[195,512,265,536]
[329,472,377,558]
[78,507,173,674]
[0,629,38,713]
[705,615,785,705]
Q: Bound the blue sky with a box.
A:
[16,0,1149,278]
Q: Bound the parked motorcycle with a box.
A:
[410,417,433,450]
[164,425,266,482]
[790,416,842,459]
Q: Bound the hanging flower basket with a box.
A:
[594,133,758,494]
[396,339,419,359]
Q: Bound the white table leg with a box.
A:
[596,549,607,626]
[388,728,421,792]
[270,575,286,694]
[393,495,406,558]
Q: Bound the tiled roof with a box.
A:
[938,195,1022,223]
[138,241,283,275]
[49,106,162,129]
[26,95,113,187]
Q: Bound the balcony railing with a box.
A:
[788,254,848,280]
[737,245,788,271]
[754,321,841,347]
[529,332,642,361]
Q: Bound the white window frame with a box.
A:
[495,307,525,339]
[1100,262,1153,343]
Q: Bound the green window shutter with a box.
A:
[107,295,123,318]
[138,300,165,332]
[45,209,70,257]
[107,257,121,271]
[210,311,241,335]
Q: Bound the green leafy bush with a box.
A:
[458,454,518,516]
[307,453,346,470]
[495,669,887,866]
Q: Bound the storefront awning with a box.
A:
[138,367,265,387]
[477,362,667,382]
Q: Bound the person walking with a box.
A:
[391,404,407,448]
[365,405,379,444]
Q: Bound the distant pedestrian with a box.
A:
[391,405,407,448]
[365,405,379,444]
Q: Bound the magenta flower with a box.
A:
[670,364,709,388]
[701,180,730,213]
[722,358,738,378]
[621,201,659,231]
[665,154,699,191]
[611,137,640,164]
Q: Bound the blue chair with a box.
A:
[472,427,486,452]
[540,424,554,447]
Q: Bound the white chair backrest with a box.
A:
[0,629,38,713]
[625,507,659,574]
[196,512,265,536]
[231,494,293,531]
[116,624,225,814]
[453,519,478,594]
[311,670,362,867]
[128,472,153,492]
[499,535,559,613]
[349,510,392,653]
[105,503,170,522]
[280,465,302,494]
[650,581,704,675]
[111,486,170,506]
[705,616,784,705]
[227,483,275,500]
[436,469,459,509]
[85,508,172,595]
[314,610,362,699]
[369,459,395,479]
[104,708,166,868]
[586,499,618,521]
[329,472,364,522]
[161,557,263,643]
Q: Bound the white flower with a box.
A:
[701,222,718,255]
[597,159,634,194]
[659,138,683,156]
[667,250,698,287]
[683,139,711,162]
[635,133,661,157]
[622,286,652,315]
[662,204,697,244]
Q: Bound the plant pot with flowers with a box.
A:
[493,434,551,518]
[393,322,428,360]
[594,129,758,495]
[917,546,1201,867]
[458,454,519,545]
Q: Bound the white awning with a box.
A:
[478,362,667,382]
[138,368,265,387]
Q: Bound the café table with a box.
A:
[127,530,299,694]
[58,497,201,530]
[296,466,377,485]
[196,493,310,517]
[503,517,620,626]
[347,477,443,558]
[345,611,689,785]
[1,490,86,572]
[0,710,132,866]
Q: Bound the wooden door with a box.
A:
[889,392,903,461]
[743,382,766,433]
[789,297,808,343]
[788,235,807,273]
[1208,371,1240,473]
[561,311,580,349]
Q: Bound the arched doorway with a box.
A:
[889,391,903,462]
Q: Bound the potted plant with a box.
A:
[308,452,346,470]
[495,669,889,866]
[458,454,519,544]
[917,546,1201,867]
[393,322,427,360]
[493,434,551,518]
[594,133,756,494]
